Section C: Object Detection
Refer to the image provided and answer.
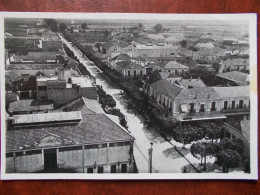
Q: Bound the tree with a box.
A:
[200,122,223,142]
[44,19,58,32]
[173,126,204,148]
[180,40,187,48]
[216,137,244,155]
[81,23,87,30]
[217,149,240,173]
[190,141,215,170]
[138,23,144,29]
[59,23,67,32]
[154,23,163,33]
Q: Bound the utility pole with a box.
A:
[149,142,153,173]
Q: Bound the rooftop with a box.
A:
[12,111,82,125]
[7,110,133,152]
[47,80,67,89]
[176,87,219,100]
[174,78,206,89]
[150,79,183,100]
[116,61,143,69]
[213,86,250,98]
[135,44,178,50]
[195,42,215,49]
[216,71,250,85]
[8,99,54,113]
[164,61,189,69]
[222,58,249,66]
[112,54,132,61]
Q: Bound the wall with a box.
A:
[5,69,58,77]
[123,68,146,76]
[47,87,81,106]
[80,87,97,100]
[6,153,43,173]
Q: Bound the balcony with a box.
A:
[221,107,250,114]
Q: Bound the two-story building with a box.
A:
[149,79,250,123]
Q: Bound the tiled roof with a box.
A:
[164,61,189,69]
[6,110,133,152]
[216,71,249,85]
[176,87,219,100]
[112,54,131,61]
[175,78,206,89]
[150,79,182,100]
[116,61,143,69]
[193,50,216,56]
[8,99,54,113]
[6,64,63,70]
[213,86,250,98]
[222,59,249,66]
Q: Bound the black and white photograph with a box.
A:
[0,12,257,180]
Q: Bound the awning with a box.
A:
[180,104,188,113]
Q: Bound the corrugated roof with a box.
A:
[213,86,250,98]
[216,71,249,85]
[164,61,189,69]
[12,111,82,125]
[150,79,182,100]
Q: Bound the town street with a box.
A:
[60,35,206,173]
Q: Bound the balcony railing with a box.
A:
[221,107,250,113]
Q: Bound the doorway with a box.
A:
[44,149,57,172]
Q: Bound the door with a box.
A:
[224,101,228,110]
[121,164,127,173]
[211,102,216,111]
[111,165,117,173]
[239,100,243,109]
[44,149,57,172]
[232,101,235,109]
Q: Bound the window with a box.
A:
[232,101,235,109]
[189,103,195,113]
[140,70,142,76]
[121,164,127,173]
[111,165,117,173]
[134,70,136,76]
[6,153,13,158]
[175,70,178,74]
[59,146,82,152]
[26,150,42,155]
[87,167,93,173]
[98,166,103,173]
[239,100,244,109]
[224,101,228,110]
[85,144,99,149]
[200,104,205,112]
[211,102,216,111]
[128,71,130,76]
